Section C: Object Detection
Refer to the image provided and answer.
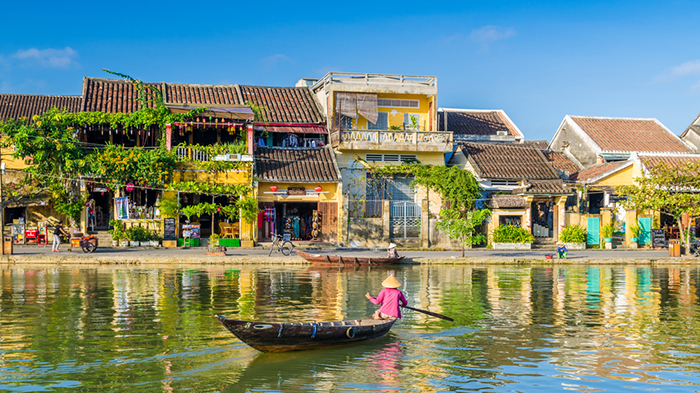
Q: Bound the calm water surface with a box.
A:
[2,264,700,392]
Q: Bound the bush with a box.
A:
[108,219,126,241]
[125,226,149,242]
[560,225,586,243]
[492,225,535,244]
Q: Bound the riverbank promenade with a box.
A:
[0,244,690,265]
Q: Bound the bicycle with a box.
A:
[269,234,295,256]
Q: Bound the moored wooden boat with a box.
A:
[295,250,404,266]
[216,315,396,352]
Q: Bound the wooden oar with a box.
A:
[401,305,454,322]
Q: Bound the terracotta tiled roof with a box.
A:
[515,179,570,195]
[240,85,324,124]
[255,146,340,183]
[82,77,164,113]
[0,94,81,120]
[570,116,691,153]
[640,155,700,170]
[489,194,528,209]
[569,161,628,183]
[542,151,581,176]
[524,140,549,149]
[165,84,242,105]
[438,109,522,137]
[461,142,559,180]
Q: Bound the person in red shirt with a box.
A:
[365,273,408,320]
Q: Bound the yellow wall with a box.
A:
[596,165,634,187]
[172,162,252,185]
[335,93,435,131]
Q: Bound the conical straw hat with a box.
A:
[382,274,402,288]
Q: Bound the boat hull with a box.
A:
[295,250,404,266]
[217,316,396,352]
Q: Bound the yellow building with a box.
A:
[310,72,453,248]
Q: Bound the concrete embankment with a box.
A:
[0,246,694,266]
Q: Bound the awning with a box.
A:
[3,195,51,208]
[263,125,327,134]
[166,103,255,121]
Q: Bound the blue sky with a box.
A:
[2,0,699,141]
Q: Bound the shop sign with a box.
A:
[288,187,306,196]
[163,218,177,241]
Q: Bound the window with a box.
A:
[377,99,420,108]
[490,180,520,187]
[340,115,353,130]
[404,113,421,130]
[365,153,418,163]
[367,112,388,130]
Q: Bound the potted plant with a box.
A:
[492,225,535,250]
[145,230,161,247]
[601,223,614,249]
[108,219,124,247]
[628,224,641,242]
[206,233,226,256]
[559,225,587,249]
[125,226,149,247]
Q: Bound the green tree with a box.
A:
[436,208,491,257]
[617,161,700,254]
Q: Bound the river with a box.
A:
[1,264,700,392]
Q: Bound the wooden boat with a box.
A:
[295,250,404,266]
[216,315,397,352]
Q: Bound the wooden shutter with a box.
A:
[318,202,338,243]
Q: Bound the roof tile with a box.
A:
[569,161,627,182]
[255,146,340,183]
[570,116,691,153]
[439,109,521,137]
[461,142,559,180]
[240,85,324,124]
[0,94,81,120]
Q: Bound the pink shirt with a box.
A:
[369,288,408,318]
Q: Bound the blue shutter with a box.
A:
[587,218,600,245]
[638,218,651,245]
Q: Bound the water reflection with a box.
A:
[2,265,700,391]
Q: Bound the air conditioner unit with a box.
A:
[214,155,227,161]
[497,131,508,136]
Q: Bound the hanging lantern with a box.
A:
[270,186,278,193]
[315,186,323,193]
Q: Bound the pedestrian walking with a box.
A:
[52,222,69,252]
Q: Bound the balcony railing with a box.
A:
[176,146,210,162]
[337,130,453,151]
[313,72,437,90]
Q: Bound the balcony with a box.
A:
[175,146,252,162]
[313,72,437,96]
[333,129,453,153]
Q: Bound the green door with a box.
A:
[587,218,600,245]
[638,217,652,245]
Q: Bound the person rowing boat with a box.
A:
[365,273,408,320]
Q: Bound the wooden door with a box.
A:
[318,202,338,243]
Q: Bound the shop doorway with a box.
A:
[258,201,337,242]
[532,200,554,238]
[87,190,112,231]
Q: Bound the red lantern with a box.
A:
[270,186,278,193]
[315,186,323,193]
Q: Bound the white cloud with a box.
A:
[469,25,517,46]
[260,54,293,68]
[653,59,700,83]
[11,47,79,68]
